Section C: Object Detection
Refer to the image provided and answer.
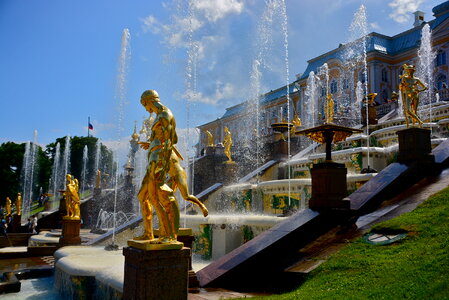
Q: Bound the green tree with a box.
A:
[0,142,24,206]
[46,136,114,189]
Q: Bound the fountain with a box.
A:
[20,130,39,221]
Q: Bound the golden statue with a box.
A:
[223,126,233,162]
[5,197,12,216]
[292,114,302,127]
[206,130,214,147]
[325,93,334,124]
[64,174,80,220]
[167,151,208,217]
[15,193,22,216]
[399,64,428,127]
[134,89,183,248]
[95,170,101,189]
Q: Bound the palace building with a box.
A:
[197,2,449,157]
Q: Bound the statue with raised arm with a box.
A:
[65,174,80,220]
[15,193,22,216]
[206,130,214,147]
[399,64,428,127]
[5,197,12,216]
[135,89,182,247]
[223,126,233,162]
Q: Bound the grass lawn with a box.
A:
[251,185,449,299]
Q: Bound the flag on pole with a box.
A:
[88,123,94,130]
[88,117,93,137]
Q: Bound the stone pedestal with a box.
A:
[310,162,349,211]
[11,214,21,233]
[361,105,378,125]
[271,139,289,160]
[154,228,199,290]
[59,218,81,246]
[123,247,190,300]
[222,161,238,185]
[397,127,434,163]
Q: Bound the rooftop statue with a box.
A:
[399,64,428,127]
[223,126,233,162]
[134,89,207,248]
[15,193,22,216]
[5,197,11,216]
[206,130,214,147]
[64,174,80,220]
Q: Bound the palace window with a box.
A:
[436,50,447,66]
[381,68,388,82]
[436,74,447,90]
[342,78,349,89]
[330,80,338,94]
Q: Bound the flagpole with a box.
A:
[88,116,90,137]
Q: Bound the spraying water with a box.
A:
[62,136,71,188]
[20,130,39,220]
[50,142,61,209]
[81,145,88,196]
[417,23,436,129]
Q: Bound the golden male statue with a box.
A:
[136,90,181,245]
[64,174,80,220]
[15,193,22,216]
[206,130,214,147]
[399,64,428,127]
[223,126,233,162]
[5,197,12,216]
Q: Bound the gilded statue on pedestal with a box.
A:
[95,170,101,189]
[5,197,12,216]
[223,126,233,162]
[64,174,80,220]
[15,193,22,216]
[399,64,428,127]
[206,130,214,147]
[134,89,208,249]
[325,93,334,124]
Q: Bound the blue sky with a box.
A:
[0,0,443,151]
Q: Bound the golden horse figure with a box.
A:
[399,64,428,128]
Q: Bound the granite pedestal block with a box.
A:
[397,127,434,163]
[11,214,21,233]
[59,218,81,246]
[123,247,190,300]
[272,139,289,160]
[222,161,238,185]
[310,162,349,210]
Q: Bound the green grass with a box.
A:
[250,185,449,299]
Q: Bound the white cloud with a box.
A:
[193,0,244,23]
[388,0,423,24]
[184,81,235,105]
[370,22,380,31]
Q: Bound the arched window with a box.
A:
[342,78,349,89]
[359,71,366,84]
[381,68,388,82]
[436,74,447,90]
[436,50,447,66]
[382,89,389,103]
[330,80,338,94]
